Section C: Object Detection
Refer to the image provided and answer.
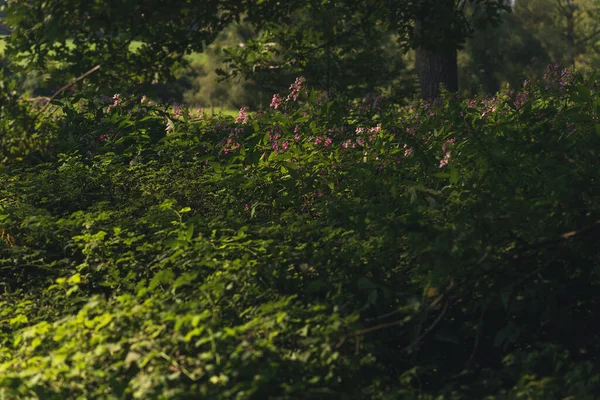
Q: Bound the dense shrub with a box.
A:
[1,67,600,399]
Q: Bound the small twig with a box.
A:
[402,300,449,354]
[513,219,600,254]
[364,308,404,322]
[337,281,454,350]
[335,318,408,349]
[467,301,490,366]
[25,96,51,103]
[477,249,490,264]
[36,64,101,118]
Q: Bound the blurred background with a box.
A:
[1,0,600,111]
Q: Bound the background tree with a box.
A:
[219,3,413,103]
[2,0,510,102]
[2,0,243,92]
[459,0,600,95]
[226,0,511,101]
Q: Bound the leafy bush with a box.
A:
[1,68,600,399]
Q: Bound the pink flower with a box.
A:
[270,94,283,109]
[235,107,249,124]
[324,138,333,147]
[244,204,249,211]
[439,152,451,168]
[286,77,306,101]
[368,125,381,134]
[281,141,289,151]
[441,138,455,152]
[342,140,354,149]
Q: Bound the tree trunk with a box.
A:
[413,0,459,102]
[415,45,458,102]
[563,0,577,67]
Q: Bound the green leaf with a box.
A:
[209,162,222,173]
[149,270,176,290]
[185,223,194,241]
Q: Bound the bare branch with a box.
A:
[36,64,101,118]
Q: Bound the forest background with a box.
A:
[2,0,600,111]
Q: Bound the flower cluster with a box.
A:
[269,77,307,111]
[270,94,283,110]
[222,138,242,155]
[286,77,306,102]
[171,104,188,119]
[544,64,574,88]
[235,107,249,124]
[439,138,454,168]
[512,92,529,109]
[267,126,290,154]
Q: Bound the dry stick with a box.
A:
[36,64,101,118]
[364,308,404,322]
[336,318,410,349]
[467,301,490,367]
[336,279,454,350]
[402,300,449,354]
[336,291,451,351]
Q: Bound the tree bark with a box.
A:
[415,44,458,102]
[413,0,460,102]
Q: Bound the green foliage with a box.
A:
[1,0,241,92]
[2,0,510,101]
[1,68,600,399]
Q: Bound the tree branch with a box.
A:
[36,64,101,118]
[402,300,449,353]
